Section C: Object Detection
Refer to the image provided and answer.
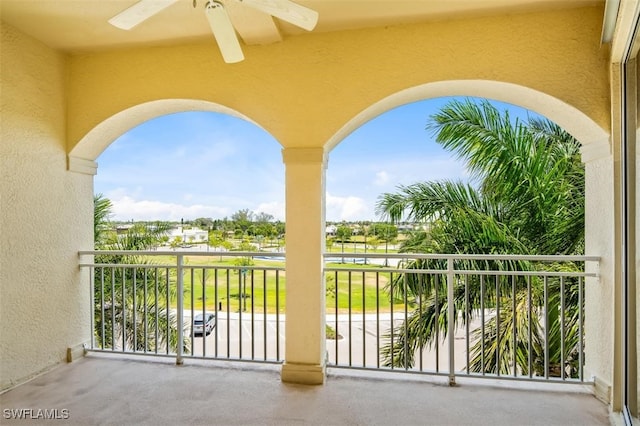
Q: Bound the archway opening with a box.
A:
[87,106,287,362]
[323,87,609,386]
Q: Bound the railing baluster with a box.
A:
[560,276,565,380]
[214,268,218,358]
[335,270,339,365]
[251,269,255,361]
[434,273,439,373]
[390,272,394,370]
[238,267,243,359]
[419,270,424,372]
[527,275,532,378]
[165,267,170,355]
[122,267,126,353]
[143,268,148,353]
[275,270,280,361]
[481,275,485,375]
[263,270,267,361]
[132,268,137,352]
[154,268,159,354]
[495,274,500,376]
[199,267,204,357]
[90,266,95,350]
[191,267,196,357]
[464,274,469,375]
[111,267,116,352]
[226,268,230,358]
[362,271,366,368]
[403,272,409,371]
[100,267,105,350]
[579,276,584,381]
[544,275,549,379]
[447,258,455,385]
[376,271,380,369]
[512,274,516,377]
[176,255,184,365]
[348,271,352,367]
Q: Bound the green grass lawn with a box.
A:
[137,254,407,314]
[184,267,285,313]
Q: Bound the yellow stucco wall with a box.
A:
[67,6,609,159]
[0,23,93,390]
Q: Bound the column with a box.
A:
[280,147,327,384]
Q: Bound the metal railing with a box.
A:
[79,250,285,364]
[324,253,599,384]
[79,250,599,385]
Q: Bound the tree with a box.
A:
[370,223,398,263]
[366,236,381,252]
[231,208,253,235]
[193,217,213,229]
[93,196,189,354]
[326,237,336,253]
[370,223,398,241]
[376,99,584,377]
[336,225,352,242]
[335,225,352,261]
[170,236,183,250]
[254,212,275,223]
[94,194,113,245]
[208,230,225,252]
[360,221,370,264]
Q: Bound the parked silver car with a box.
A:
[193,312,216,336]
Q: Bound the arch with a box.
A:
[326,80,610,163]
[68,99,272,164]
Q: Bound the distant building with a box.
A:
[325,225,337,236]
[168,226,208,244]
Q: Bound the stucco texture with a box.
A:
[0,24,93,390]
[584,156,616,398]
[67,6,610,159]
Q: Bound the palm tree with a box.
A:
[376,99,584,377]
[93,195,189,354]
[94,194,113,245]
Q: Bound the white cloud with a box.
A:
[255,201,285,221]
[374,170,390,186]
[326,193,370,221]
[107,194,229,221]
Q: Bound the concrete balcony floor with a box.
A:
[0,353,609,425]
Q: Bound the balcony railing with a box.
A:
[79,250,285,364]
[325,253,599,384]
[79,250,598,385]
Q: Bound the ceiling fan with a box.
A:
[109,0,318,63]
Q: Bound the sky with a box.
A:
[94,97,536,222]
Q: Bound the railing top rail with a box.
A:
[324,253,600,262]
[79,250,285,257]
[80,263,285,271]
[324,266,597,277]
[79,250,599,262]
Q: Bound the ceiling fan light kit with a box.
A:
[108,0,319,64]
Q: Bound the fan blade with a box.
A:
[109,0,179,30]
[239,0,318,31]
[205,1,245,63]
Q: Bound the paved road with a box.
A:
[186,311,485,373]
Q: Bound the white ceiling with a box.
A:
[1,0,603,53]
